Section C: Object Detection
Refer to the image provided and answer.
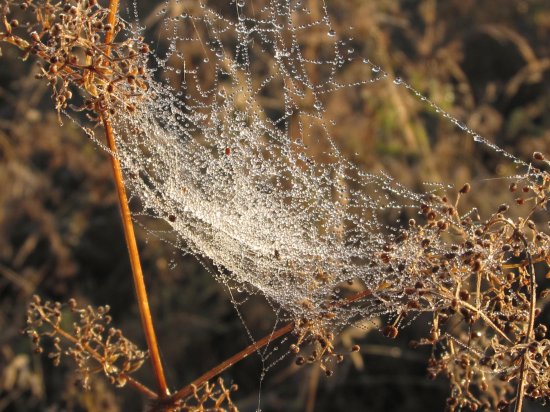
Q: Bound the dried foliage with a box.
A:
[404,171,550,410]
[0,0,149,120]
[290,166,550,411]
[24,295,147,389]
[152,378,238,412]
[23,295,240,411]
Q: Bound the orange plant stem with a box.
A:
[102,119,170,397]
[104,0,119,48]
[169,287,375,403]
[103,0,169,397]
[171,322,295,402]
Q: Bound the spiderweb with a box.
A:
[112,1,418,323]
[83,0,533,389]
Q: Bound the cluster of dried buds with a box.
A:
[154,377,238,412]
[372,160,549,410]
[290,317,362,377]
[0,0,150,120]
[289,156,549,411]
[24,295,147,389]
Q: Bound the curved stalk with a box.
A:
[514,238,537,412]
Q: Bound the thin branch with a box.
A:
[126,376,158,399]
[101,117,169,397]
[430,291,514,345]
[168,287,375,404]
[170,322,295,403]
[514,237,537,412]
[102,0,169,397]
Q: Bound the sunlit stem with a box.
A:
[169,288,375,404]
[514,237,537,412]
[102,0,169,397]
[171,322,295,402]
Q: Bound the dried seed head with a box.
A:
[534,324,547,339]
[382,325,398,339]
[437,220,448,230]
[533,152,545,161]
[459,290,470,302]
[497,204,509,213]
[459,183,471,194]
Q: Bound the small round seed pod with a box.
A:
[459,183,471,194]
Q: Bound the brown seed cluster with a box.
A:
[159,377,239,412]
[289,165,549,410]
[377,168,550,410]
[290,319,348,377]
[24,295,147,390]
[1,0,149,120]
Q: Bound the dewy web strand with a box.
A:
[87,0,539,339]
[114,0,418,328]
[45,2,541,389]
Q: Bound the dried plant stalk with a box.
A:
[100,0,169,397]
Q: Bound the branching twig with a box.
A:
[514,236,537,412]
[169,287,375,404]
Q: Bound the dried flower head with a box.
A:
[1,0,149,120]
[24,295,147,389]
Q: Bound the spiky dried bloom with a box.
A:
[0,0,149,119]
[153,378,238,412]
[284,167,549,410]
[24,295,147,389]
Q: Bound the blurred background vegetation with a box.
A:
[1,0,549,410]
